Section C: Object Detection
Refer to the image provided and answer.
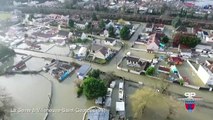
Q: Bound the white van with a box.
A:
[119,82,124,90]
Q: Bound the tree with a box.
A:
[0,44,15,59]
[120,26,130,40]
[108,25,115,37]
[83,77,107,99]
[179,35,201,48]
[86,22,92,32]
[92,13,98,21]
[68,19,74,28]
[171,16,181,28]
[161,36,169,44]
[130,87,178,120]
[145,67,155,76]
[88,69,101,78]
[99,19,105,29]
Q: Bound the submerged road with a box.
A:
[14,48,213,97]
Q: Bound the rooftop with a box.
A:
[87,109,109,120]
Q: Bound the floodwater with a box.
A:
[0,56,94,120]
[187,0,213,6]
[0,75,51,120]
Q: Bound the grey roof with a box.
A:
[87,109,109,120]
[105,38,115,43]
[32,32,56,38]
[126,56,139,63]
[58,30,69,37]
[77,64,91,77]
[73,31,82,37]
[91,44,104,51]
[99,47,108,56]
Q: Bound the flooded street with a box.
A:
[42,72,95,120]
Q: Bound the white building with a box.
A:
[197,60,213,85]
[90,44,112,60]
[78,47,87,58]
[81,33,88,40]
[104,38,117,46]
[145,23,153,32]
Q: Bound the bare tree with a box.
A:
[130,87,179,120]
[0,87,13,120]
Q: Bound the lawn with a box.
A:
[0,12,12,21]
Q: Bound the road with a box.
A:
[14,47,213,95]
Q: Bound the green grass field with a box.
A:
[0,12,12,21]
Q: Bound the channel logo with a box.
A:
[178,92,202,112]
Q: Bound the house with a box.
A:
[100,29,109,37]
[200,30,213,43]
[77,47,87,58]
[145,23,153,32]
[146,33,160,51]
[90,44,112,60]
[105,21,114,29]
[71,31,82,39]
[104,38,117,46]
[126,56,150,73]
[135,33,149,44]
[75,21,87,29]
[206,34,213,43]
[201,31,209,42]
[81,32,88,40]
[32,32,53,43]
[178,45,192,59]
[77,64,92,80]
[58,30,72,39]
[154,24,164,32]
[168,57,183,65]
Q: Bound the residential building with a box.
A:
[104,38,117,46]
[153,24,164,32]
[77,64,92,80]
[77,47,87,58]
[146,33,160,51]
[90,44,112,60]
[126,56,150,73]
[100,29,109,37]
[145,23,153,32]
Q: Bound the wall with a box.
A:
[197,65,210,84]
[130,70,141,75]
[187,60,198,74]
